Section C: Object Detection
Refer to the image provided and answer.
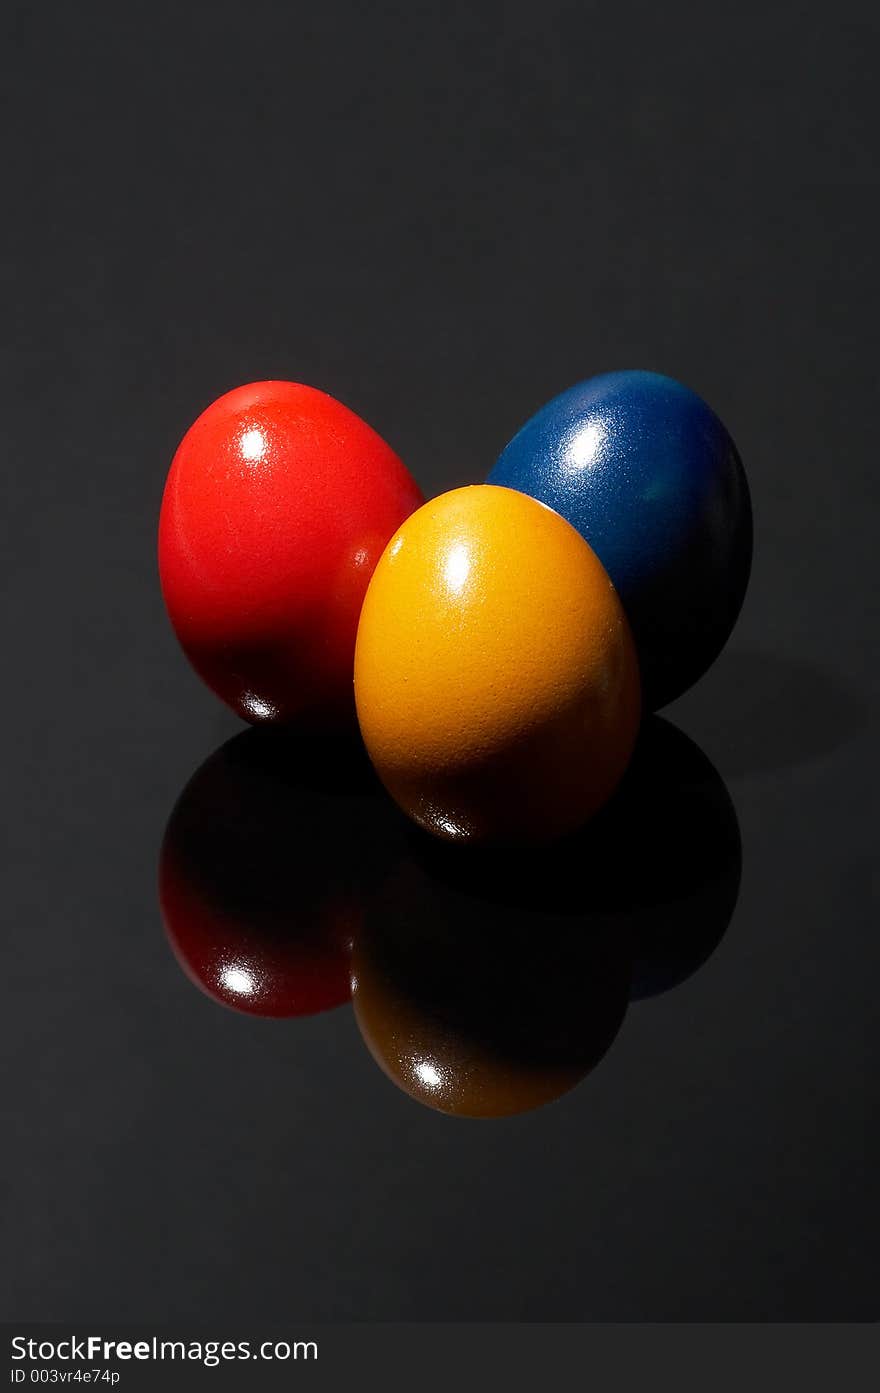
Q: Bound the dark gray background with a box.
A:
[2,0,877,1321]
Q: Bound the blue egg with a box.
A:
[489,371,752,709]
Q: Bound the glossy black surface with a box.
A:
[3,0,877,1322]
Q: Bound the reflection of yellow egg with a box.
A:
[354,485,641,844]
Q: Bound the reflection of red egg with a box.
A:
[160,854,354,1018]
[158,381,423,726]
[158,730,386,1018]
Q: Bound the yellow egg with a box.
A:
[354,485,641,845]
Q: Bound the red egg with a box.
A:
[158,381,424,725]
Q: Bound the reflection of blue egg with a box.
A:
[489,371,752,708]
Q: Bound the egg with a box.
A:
[158,381,423,725]
[354,484,641,845]
[489,371,752,709]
